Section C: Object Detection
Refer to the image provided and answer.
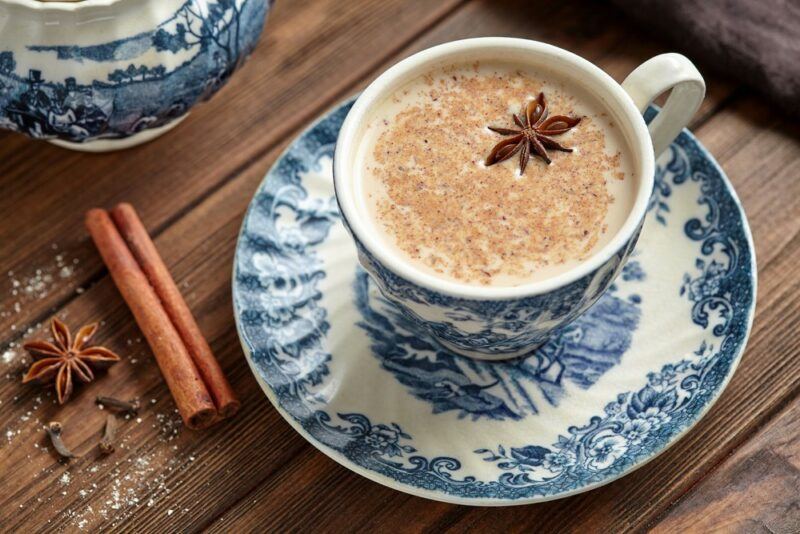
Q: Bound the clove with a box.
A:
[96,396,140,415]
[45,421,77,459]
[99,414,118,455]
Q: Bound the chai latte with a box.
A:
[356,62,637,286]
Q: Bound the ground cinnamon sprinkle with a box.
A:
[364,65,632,285]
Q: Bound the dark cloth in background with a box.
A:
[612,0,800,116]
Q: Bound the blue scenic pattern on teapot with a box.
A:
[0,0,270,143]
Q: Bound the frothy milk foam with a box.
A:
[354,61,637,287]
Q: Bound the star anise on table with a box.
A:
[485,92,582,174]
[22,318,121,404]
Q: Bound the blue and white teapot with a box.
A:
[0,0,272,151]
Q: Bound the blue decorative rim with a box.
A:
[232,99,756,504]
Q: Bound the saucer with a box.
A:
[232,99,756,505]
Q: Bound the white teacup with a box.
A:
[334,38,705,360]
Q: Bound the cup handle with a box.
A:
[621,53,705,158]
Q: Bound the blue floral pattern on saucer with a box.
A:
[233,99,756,504]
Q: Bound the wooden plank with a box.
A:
[204,3,791,533]
[210,450,439,533]
[0,0,469,531]
[0,151,311,532]
[649,396,800,533]
[1,1,795,532]
[0,0,464,345]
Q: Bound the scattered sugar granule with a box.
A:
[1,349,16,364]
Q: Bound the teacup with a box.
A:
[334,37,704,360]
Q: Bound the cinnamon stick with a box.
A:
[110,203,240,418]
[85,209,216,429]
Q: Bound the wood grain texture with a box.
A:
[0,0,464,345]
[651,396,800,533]
[0,0,797,532]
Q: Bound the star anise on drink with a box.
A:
[22,318,121,404]
[485,92,581,174]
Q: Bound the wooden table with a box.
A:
[1,1,798,531]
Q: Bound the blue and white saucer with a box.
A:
[232,100,756,505]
